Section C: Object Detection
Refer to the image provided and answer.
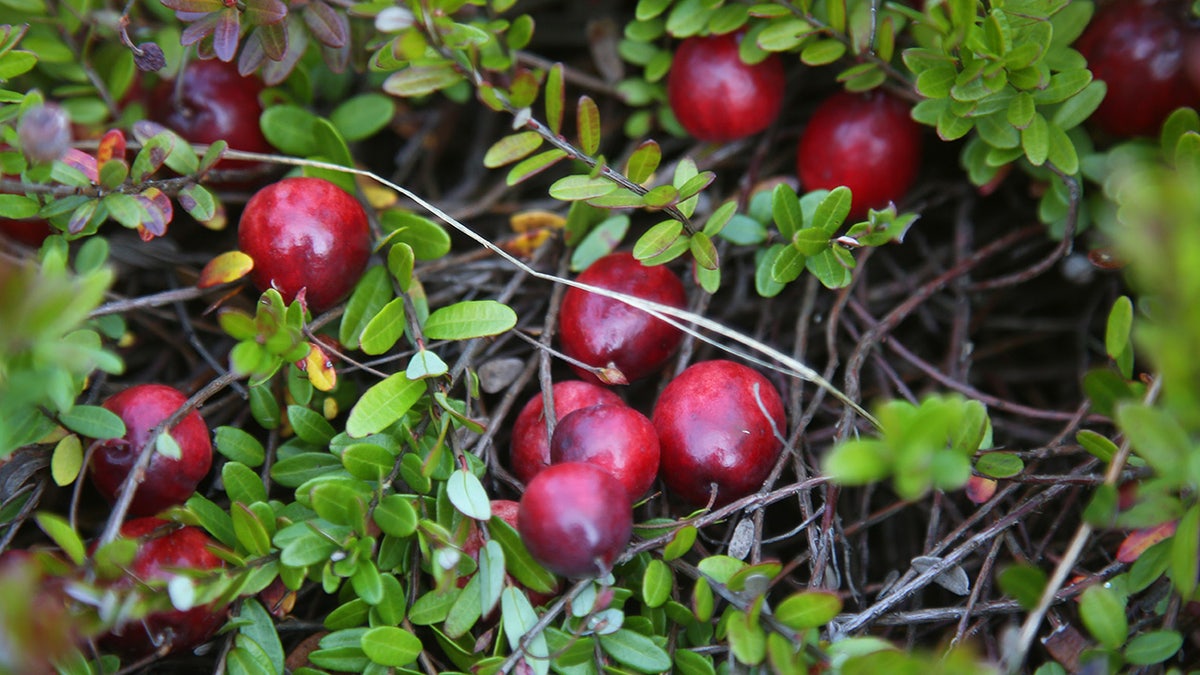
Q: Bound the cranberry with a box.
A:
[1076,0,1200,138]
[796,90,923,220]
[558,252,687,384]
[667,32,786,142]
[518,462,632,578]
[509,380,625,484]
[147,58,274,182]
[461,500,559,607]
[652,360,786,507]
[237,176,372,313]
[98,518,227,657]
[550,404,660,502]
[91,384,212,517]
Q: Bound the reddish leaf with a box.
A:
[134,194,168,239]
[181,11,220,47]
[966,475,997,504]
[96,129,126,166]
[141,187,173,223]
[1117,520,1177,563]
[261,19,306,86]
[61,148,98,183]
[198,250,254,288]
[243,0,287,26]
[303,1,347,48]
[252,20,288,63]
[213,9,241,62]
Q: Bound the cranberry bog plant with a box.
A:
[0,1,1198,673]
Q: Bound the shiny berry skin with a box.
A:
[667,32,786,142]
[797,90,923,220]
[237,176,371,312]
[550,404,660,501]
[518,462,632,578]
[148,58,273,179]
[652,360,786,507]
[510,380,625,484]
[1076,0,1200,138]
[558,252,687,385]
[98,518,226,657]
[91,384,212,517]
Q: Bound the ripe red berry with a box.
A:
[558,252,687,384]
[91,384,212,517]
[98,518,227,657]
[461,500,560,608]
[518,462,632,578]
[237,176,371,312]
[0,217,52,247]
[667,32,786,142]
[550,404,660,502]
[652,360,786,507]
[797,90,923,220]
[1076,0,1200,138]
[147,58,274,181]
[510,380,625,484]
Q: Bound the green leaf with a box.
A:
[346,373,425,437]
[381,211,451,260]
[570,214,629,272]
[444,571,483,639]
[447,469,491,520]
[756,17,814,51]
[478,540,505,617]
[1044,120,1078,174]
[387,242,415,292]
[1022,112,1049,166]
[774,591,842,629]
[726,609,766,665]
[663,525,696,561]
[374,494,418,538]
[1115,403,1189,480]
[260,105,318,156]
[1052,80,1106,131]
[801,39,846,66]
[223,461,268,505]
[811,186,852,236]
[598,628,672,673]
[310,482,368,531]
[35,512,84,564]
[359,298,407,356]
[689,232,718,271]
[483,131,543,169]
[1124,630,1184,666]
[576,95,601,155]
[236,599,285,675]
[330,94,393,142]
[824,439,891,485]
[806,248,853,289]
[382,62,464,97]
[545,63,565,135]
[489,516,557,594]
[1171,504,1199,597]
[507,148,568,185]
[232,502,273,556]
[997,564,1047,610]
[772,183,802,239]
[770,245,806,284]
[424,300,516,340]
[642,558,672,608]
[339,265,392,347]
[501,586,550,674]
[288,405,335,445]
[624,140,661,185]
[633,220,684,261]
[361,626,421,667]
[406,349,448,380]
[1079,585,1128,650]
[51,435,82,486]
[1105,296,1133,362]
[974,452,1024,478]
[549,174,616,201]
[59,405,125,439]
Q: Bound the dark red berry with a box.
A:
[510,380,625,484]
[91,384,212,517]
[550,404,660,501]
[1076,0,1200,138]
[652,360,786,507]
[98,518,226,658]
[558,252,687,384]
[667,32,786,142]
[237,176,371,312]
[518,462,632,578]
[797,90,923,220]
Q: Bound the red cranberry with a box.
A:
[98,518,227,657]
[651,360,786,507]
[509,380,625,484]
[91,384,212,517]
[797,90,923,220]
[549,404,660,501]
[237,176,371,313]
[461,500,559,607]
[518,462,632,578]
[0,217,53,246]
[667,32,786,142]
[1076,0,1200,138]
[147,58,274,182]
[558,252,687,384]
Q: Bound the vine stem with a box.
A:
[94,368,241,548]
